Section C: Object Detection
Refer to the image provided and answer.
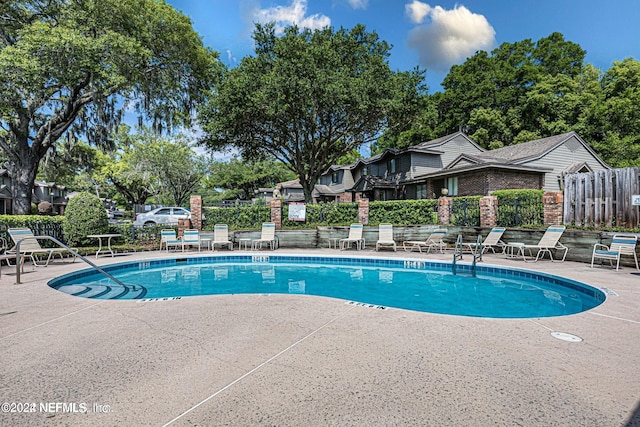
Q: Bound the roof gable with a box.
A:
[411,132,486,153]
[445,153,484,169]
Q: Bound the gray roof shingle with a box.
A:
[474,132,577,164]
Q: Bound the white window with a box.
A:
[446,177,458,196]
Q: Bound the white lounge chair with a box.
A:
[183,229,202,251]
[376,223,397,251]
[508,226,568,262]
[160,229,183,252]
[339,224,364,250]
[591,234,639,271]
[212,224,233,251]
[252,223,277,250]
[403,229,447,253]
[462,227,507,255]
[7,227,77,269]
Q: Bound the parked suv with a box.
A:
[133,207,191,227]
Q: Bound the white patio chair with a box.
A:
[183,229,202,251]
[508,226,568,262]
[212,224,233,251]
[252,223,277,250]
[376,223,397,251]
[6,227,77,270]
[403,229,447,253]
[339,224,364,250]
[160,229,183,252]
[591,234,639,271]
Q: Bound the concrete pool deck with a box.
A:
[0,248,639,426]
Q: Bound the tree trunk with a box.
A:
[6,145,39,215]
[300,179,315,204]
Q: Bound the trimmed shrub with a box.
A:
[369,200,438,225]
[37,201,53,215]
[203,205,270,230]
[63,192,109,246]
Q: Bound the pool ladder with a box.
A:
[452,234,482,277]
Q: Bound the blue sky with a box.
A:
[165,0,640,92]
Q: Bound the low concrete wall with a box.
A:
[231,226,639,268]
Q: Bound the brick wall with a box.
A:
[339,192,352,203]
[457,171,488,196]
[486,171,542,193]
[456,170,543,196]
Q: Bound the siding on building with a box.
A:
[410,153,443,177]
[518,137,609,191]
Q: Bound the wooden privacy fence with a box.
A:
[563,168,640,228]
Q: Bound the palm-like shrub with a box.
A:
[63,192,109,246]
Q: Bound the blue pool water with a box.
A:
[48,255,605,318]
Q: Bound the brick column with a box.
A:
[543,191,564,226]
[479,195,498,228]
[189,195,203,230]
[177,218,191,237]
[358,198,369,225]
[270,198,282,229]
[438,196,452,225]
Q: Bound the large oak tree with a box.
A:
[199,23,425,202]
[0,0,221,213]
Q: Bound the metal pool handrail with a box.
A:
[15,235,127,287]
[452,234,482,277]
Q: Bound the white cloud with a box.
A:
[406,2,496,72]
[225,49,237,63]
[346,0,368,10]
[405,0,431,24]
[253,0,331,34]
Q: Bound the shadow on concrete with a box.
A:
[625,399,640,427]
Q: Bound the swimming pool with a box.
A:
[48,255,605,318]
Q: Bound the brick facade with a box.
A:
[456,170,543,196]
[339,192,353,203]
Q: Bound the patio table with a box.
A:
[87,234,122,258]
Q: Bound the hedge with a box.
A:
[203,205,271,230]
[494,189,545,227]
[282,202,359,228]
[450,196,482,226]
[369,200,438,225]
